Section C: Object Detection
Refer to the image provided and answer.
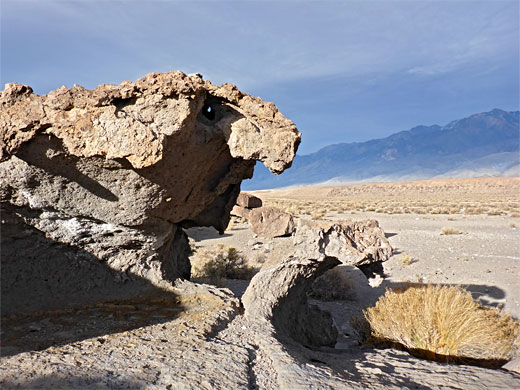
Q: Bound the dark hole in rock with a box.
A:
[202,104,216,121]
[112,96,137,110]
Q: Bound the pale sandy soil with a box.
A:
[2,178,519,388]
[188,177,520,319]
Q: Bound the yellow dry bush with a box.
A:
[441,227,462,235]
[285,204,301,215]
[400,253,413,266]
[364,285,520,365]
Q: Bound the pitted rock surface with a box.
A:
[294,219,393,266]
[0,71,300,315]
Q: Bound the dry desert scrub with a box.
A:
[400,253,414,266]
[191,244,256,286]
[441,226,462,235]
[363,285,520,367]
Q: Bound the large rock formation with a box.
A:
[242,218,392,349]
[0,71,300,315]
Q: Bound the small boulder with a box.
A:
[293,219,393,266]
[248,206,295,238]
[236,192,263,209]
[230,205,251,220]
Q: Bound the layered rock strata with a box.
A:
[0,72,300,315]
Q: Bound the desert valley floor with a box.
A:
[2,177,519,389]
[192,178,520,316]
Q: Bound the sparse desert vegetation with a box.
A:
[363,285,520,367]
[186,177,520,378]
[255,178,520,218]
[191,244,256,286]
[400,253,414,266]
[441,227,463,235]
[311,267,356,301]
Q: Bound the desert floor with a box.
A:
[2,178,519,389]
[188,177,520,319]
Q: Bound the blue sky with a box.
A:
[2,0,518,154]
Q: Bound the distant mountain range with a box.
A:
[243,109,520,190]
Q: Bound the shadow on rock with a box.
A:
[1,204,185,357]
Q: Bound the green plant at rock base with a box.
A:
[363,285,520,367]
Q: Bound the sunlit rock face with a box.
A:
[0,71,300,315]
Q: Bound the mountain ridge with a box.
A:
[244,109,519,190]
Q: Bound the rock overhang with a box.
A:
[0,71,301,229]
[0,71,300,314]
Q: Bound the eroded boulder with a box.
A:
[236,192,262,209]
[243,255,341,348]
[0,71,300,315]
[293,219,393,266]
[242,217,393,349]
[248,206,295,238]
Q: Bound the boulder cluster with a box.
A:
[232,192,295,238]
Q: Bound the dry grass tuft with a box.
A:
[441,227,462,235]
[400,253,414,266]
[191,244,256,286]
[363,285,520,365]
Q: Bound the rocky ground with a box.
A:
[189,210,520,319]
[3,180,520,389]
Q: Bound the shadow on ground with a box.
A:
[186,226,233,242]
[1,204,185,357]
[263,265,518,388]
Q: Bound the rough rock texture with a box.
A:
[294,219,393,266]
[248,206,295,238]
[243,255,341,348]
[2,299,520,390]
[2,212,519,390]
[0,281,250,390]
[2,74,519,390]
[236,192,263,209]
[0,72,300,315]
[230,204,251,220]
